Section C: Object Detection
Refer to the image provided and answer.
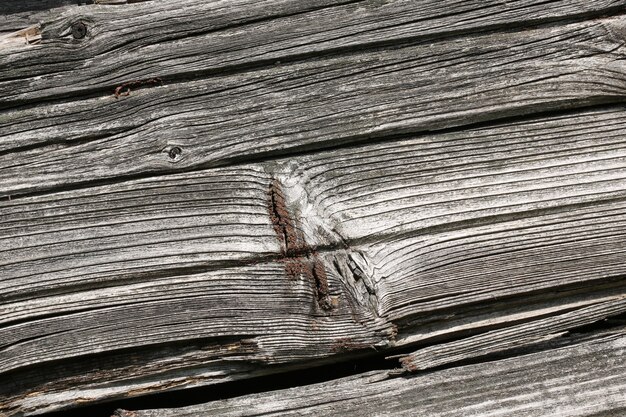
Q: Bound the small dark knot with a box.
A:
[168,147,182,160]
[71,22,87,39]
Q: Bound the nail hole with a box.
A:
[71,22,87,39]
[168,147,182,160]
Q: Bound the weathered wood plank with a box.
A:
[3,2,626,415]
[399,298,626,371]
[363,198,626,324]
[0,167,280,304]
[126,329,626,417]
[2,0,625,102]
[3,104,626,415]
[1,262,393,417]
[285,105,626,243]
[0,165,393,416]
[274,105,626,324]
[2,15,626,197]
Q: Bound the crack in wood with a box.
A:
[114,78,163,99]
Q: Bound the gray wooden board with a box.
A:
[2,0,626,416]
[127,329,626,417]
[3,105,626,415]
[2,5,626,196]
[2,0,625,101]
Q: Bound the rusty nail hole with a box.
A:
[71,22,87,39]
[168,147,182,160]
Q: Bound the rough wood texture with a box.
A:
[3,106,626,415]
[3,0,626,101]
[3,2,626,197]
[2,0,626,416]
[128,329,626,417]
[399,298,626,371]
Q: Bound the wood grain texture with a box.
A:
[2,0,625,102]
[3,11,626,196]
[128,329,626,417]
[1,262,393,417]
[0,167,393,416]
[399,298,626,371]
[3,105,626,415]
[0,167,280,305]
[3,1,626,415]
[278,106,626,326]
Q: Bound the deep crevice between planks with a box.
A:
[31,311,626,417]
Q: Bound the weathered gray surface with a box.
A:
[3,2,626,197]
[1,0,626,416]
[128,329,626,417]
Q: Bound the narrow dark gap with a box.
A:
[39,352,398,417]
[568,311,626,334]
[395,275,626,336]
[213,98,626,171]
[34,310,626,417]
[0,1,93,15]
[414,312,626,375]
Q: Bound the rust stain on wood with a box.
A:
[331,337,372,353]
[114,77,163,98]
[268,179,333,310]
[268,179,303,256]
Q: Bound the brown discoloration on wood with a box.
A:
[0,25,42,48]
[399,356,418,373]
[267,179,301,256]
[112,410,138,417]
[268,179,334,310]
[311,253,331,310]
[330,337,372,353]
[114,77,162,98]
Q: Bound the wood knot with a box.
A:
[71,22,88,40]
[168,146,182,161]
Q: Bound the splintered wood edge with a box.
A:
[399,297,626,372]
[125,329,626,417]
[0,25,41,48]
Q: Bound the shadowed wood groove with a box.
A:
[127,329,626,417]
